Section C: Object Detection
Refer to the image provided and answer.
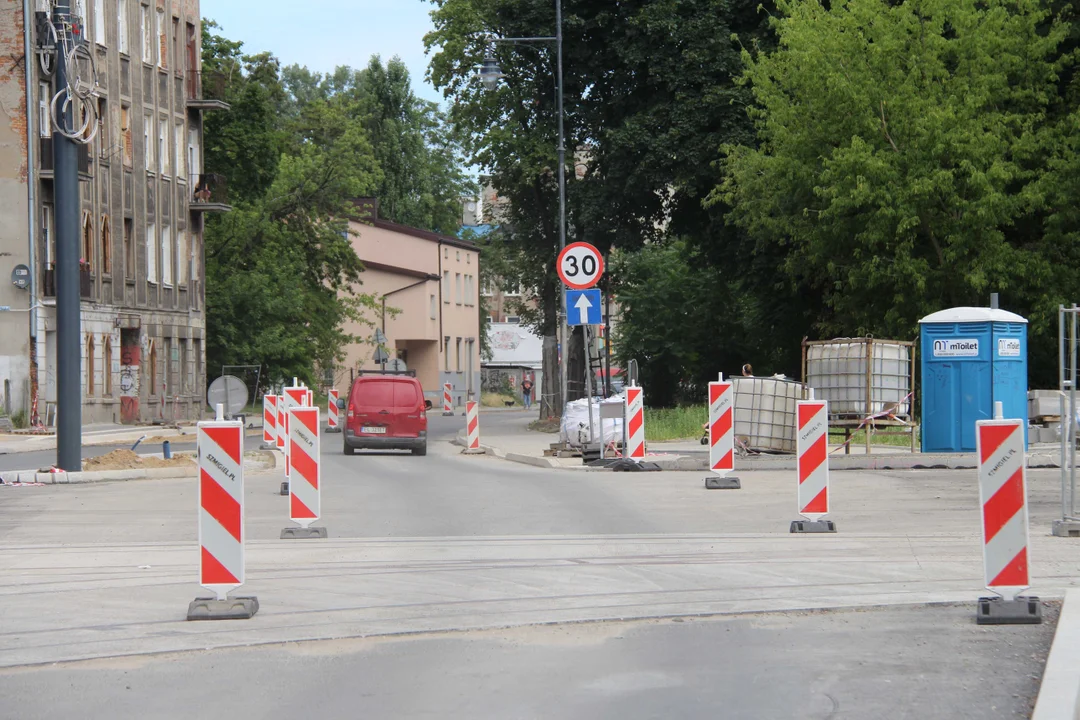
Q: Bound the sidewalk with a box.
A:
[0,421,265,455]
[469,407,1063,471]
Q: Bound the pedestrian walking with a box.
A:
[521,376,534,410]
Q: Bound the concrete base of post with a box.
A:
[790,520,837,533]
[325,427,342,434]
[705,476,741,490]
[442,411,454,417]
[187,596,259,621]
[261,442,276,450]
[461,447,486,455]
[280,526,328,539]
[976,596,1043,625]
[1051,519,1080,538]
[280,481,289,496]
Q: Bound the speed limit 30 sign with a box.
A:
[557,242,604,290]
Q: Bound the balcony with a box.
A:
[39,137,91,179]
[190,173,232,213]
[42,266,91,299]
[186,71,230,112]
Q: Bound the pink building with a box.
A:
[341,202,481,407]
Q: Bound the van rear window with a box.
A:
[393,382,420,409]
[355,381,395,410]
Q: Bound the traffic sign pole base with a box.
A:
[1051,519,1080,537]
[705,476,741,490]
[187,595,259,621]
[325,427,342,434]
[790,520,837,533]
[976,596,1042,625]
[280,526,328,539]
[279,481,289,496]
[261,442,276,450]
[442,411,454,417]
[461,447,486,455]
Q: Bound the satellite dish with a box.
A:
[387,358,407,372]
[207,375,248,417]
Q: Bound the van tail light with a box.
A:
[420,409,427,420]
[347,407,355,420]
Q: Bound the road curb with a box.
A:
[451,432,560,469]
[0,449,278,485]
[1032,589,1080,720]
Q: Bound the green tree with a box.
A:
[717,0,1067,351]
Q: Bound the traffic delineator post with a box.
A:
[262,394,278,448]
[791,394,836,533]
[442,383,454,416]
[462,401,483,454]
[705,374,740,489]
[326,389,340,433]
[282,405,327,539]
[278,384,309,497]
[625,385,646,460]
[188,404,258,620]
[976,402,1040,624]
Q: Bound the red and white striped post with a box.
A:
[278,384,308,496]
[791,394,834,532]
[976,403,1040,623]
[462,400,482,453]
[625,385,646,460]
[262,394,278,448]
[442,382,454,416]
[705,375,739,489]
[282,405,327,538]
[188,405,258,620]
[326,389,340,432]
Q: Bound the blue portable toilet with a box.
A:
[920,307,1028,453]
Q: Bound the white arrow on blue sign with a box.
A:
[566,288,602,326]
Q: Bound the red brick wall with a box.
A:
[0,1,29,182]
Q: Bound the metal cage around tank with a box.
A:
[802,337,918,454]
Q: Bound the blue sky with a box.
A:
[199,0,444,103]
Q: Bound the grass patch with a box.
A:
[482,392,519,408]
[528,417,561,433]
[830,427,919,447]
[645,406,707,442]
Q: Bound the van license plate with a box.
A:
[361,426,386,434]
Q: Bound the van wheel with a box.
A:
[344,443,355,456]
[412,444,427,457]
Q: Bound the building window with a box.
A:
[455,273,462,305]
[42,204,53,268]
[97,97,108,159]
[141,4,152,64]
[194,338,202,390]
[456,338,462,372]
[158,118,167,174]
[100,214,111,274]
[93,0,105,46]
[456,251,460,262]
[444,336,450,371]
[481,279,492,297]
[429,294,436,320]
[464,275,474,307]
[506,316,520,324]
[156,9,166,69]
[103,335,113,396]
[147,222,157,283]
[86,334,96,396]
[442,270,450,303]
[120,105,132,166]
[123,218,133,279]
[172,17,180,74]
[144,112,153,171]
[38,82,50,137]
[175,123,185,178]
[149,341,157,395]
[118,0,128,55]
[81,212,93,269]
[162,224,172,286]
[177,229,187,285]
[74,0,87,30]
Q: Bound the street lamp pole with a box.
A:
[479,0,569,418]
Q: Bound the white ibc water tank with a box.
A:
[731,376,804,454]
[805,339,912,418]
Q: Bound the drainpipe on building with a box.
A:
[22,0,38,340]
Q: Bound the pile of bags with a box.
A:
[560,394,625,448]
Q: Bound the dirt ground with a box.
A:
[80,450,194,472]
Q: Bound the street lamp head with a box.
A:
[479,56,504,91]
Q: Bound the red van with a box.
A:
[343,373,428,456]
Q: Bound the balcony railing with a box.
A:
[186,71,230,111]
[39,137,90,175]
[42,266,91,299]
[190,173,231,212]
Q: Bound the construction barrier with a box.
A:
[276,399,286,451]
[797,399,830,519]
[977,415,1031,599]
[327,389,340,431]
[288,406,322,529]
[262,395,278,447]
[281,385,309,479]
[466,400,480,450]
[708,377,734,474]
[197,415,245,600]
[625,385,646,460]
[443,383,454,416]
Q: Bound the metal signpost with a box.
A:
[1056,304,1080,537]
[559,243,604,449]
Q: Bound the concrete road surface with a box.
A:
[0,411,1070,718]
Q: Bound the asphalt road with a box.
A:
[0,411,1065,718]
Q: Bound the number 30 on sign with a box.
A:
[557,242,605,290]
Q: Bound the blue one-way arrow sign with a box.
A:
[566,288,602,326]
